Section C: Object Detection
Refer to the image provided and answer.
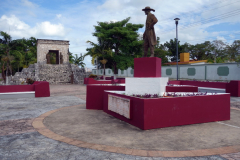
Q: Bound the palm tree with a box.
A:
[73,54,85,68]
[0,31,12,83]
[85,38,112,79]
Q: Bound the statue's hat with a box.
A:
[142,6,155,12]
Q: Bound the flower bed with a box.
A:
[169,80,240,97]
[103,91,230,130]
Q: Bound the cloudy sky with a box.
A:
[0,0,240,69]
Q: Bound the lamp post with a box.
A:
[174,18,180,80]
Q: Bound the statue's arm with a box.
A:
[150,14,158,29]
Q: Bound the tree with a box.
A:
[0,32,38,80]
[72,54,85,68]
[85,38,112,78]
[90,17,144,78]
[154,37,169,65]
[226,40,240,61]
[211,40,227,63]
[188,41,212,60]
[0,31,12,82]
[164,38,184,62]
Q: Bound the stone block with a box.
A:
[125,77,169,96]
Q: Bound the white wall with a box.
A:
[92,63,240,80]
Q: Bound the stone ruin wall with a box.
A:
[8,39,89,85]
[37,39,69,64]
[11,63,87,84]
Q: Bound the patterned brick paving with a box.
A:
[33,105,240,159]
[0,84,240,159]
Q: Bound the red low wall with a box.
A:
[169,80,227,89]
[226,80,240,97]
[86,85,125,110]
[103,92,230,130]
[0,81,50,97]
[84,78,125,85]
[33,81,50,97]
[84,78,112,85]
[166,86,198,92]
[0,85,34,93]
[169,80,240,97]
[111,79,125,84]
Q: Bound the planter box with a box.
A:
[166,85,198,92]
[103,91,230,130]
[86,85,125,110]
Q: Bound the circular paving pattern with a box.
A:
[33,104,240,157]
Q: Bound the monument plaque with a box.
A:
[108,95,130,119]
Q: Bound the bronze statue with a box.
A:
[142,6,158,57]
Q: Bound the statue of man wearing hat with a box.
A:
[142,6,158,57]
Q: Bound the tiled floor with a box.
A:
[0,84,239,160]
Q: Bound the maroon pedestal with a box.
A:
[226,80,240,97]
[134,57,161,77]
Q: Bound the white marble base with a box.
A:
[0,91,35,99]
[125,77,169,96]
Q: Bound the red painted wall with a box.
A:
[86,85,125,110]
[134,57,161,77]
[0,85,34,93]
[143,94,230,129]
[84,78,112,85]
[169,80,240,97]
[103,92,230,130]
[170,80,227,89]
[0,81,50,97]
[168,81,181,85]
[166,86,198,92]
[34,81,50,97]
[226,80,240,97]
[103,91,145,129]
[111,79,125,84]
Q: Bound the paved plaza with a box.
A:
[0,84,240,160]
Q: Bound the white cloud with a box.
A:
[34,21,66,36]
[56,14,62,19]
[217,36,226,42]
[0,15,30,30]
[21,0,38,8]
[0,15,67,38]
[1,0,240,68]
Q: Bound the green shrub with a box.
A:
[89,74,97,79]
[26,78,35,84]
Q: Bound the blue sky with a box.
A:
[0,0,240,69]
